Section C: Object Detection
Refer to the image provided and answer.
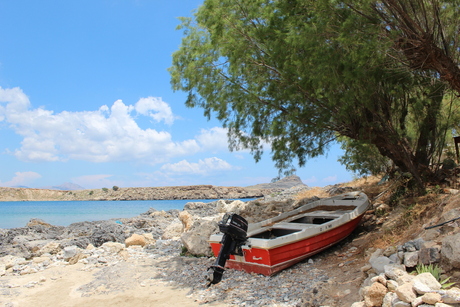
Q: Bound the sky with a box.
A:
[0,0,354,190]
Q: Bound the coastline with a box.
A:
[0,185,277,202]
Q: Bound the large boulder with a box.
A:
[180,219,218,257]
[441,233,460,269]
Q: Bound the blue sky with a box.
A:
[0,0,354,189]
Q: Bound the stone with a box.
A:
[382,292,398,307]
[178,211,194,231]
[393,301,411,307]
[387,280,398,291]
[125,234,146,247]
[389,253,403,264]
[370,256,393,274]
[63,245,78,260]
[350,302,366,307]
[101,242,125,253]
[68,253,87,265]
[38,242,61,255]
[419,243,441,265]
[383,246,398,257]
[384,264,407,281]
[441,233,460,269]
[403,251,419,267]
[162,221,184,239]
[141,233,155,246]
[395,282,417,303]
[439,287,460,304]
[363,282,387,307]
[412,272,441,294]
[421,292,441,305]
[0,263,5,276]
[180,219,218,257]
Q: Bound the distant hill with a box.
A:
[247,175,307,190]
[39,182,85,191]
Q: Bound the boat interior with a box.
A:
[247,205,357,240]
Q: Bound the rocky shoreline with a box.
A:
[0,185,277,202]
[1,182,460,306]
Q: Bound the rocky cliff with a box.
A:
[0,185,280,202]
[247,175,307,190]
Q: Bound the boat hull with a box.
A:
[210,213,363,275]
[209,191,369,276]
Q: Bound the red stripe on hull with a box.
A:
[210,215,363,276]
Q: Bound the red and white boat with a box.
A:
[209,191,369,277]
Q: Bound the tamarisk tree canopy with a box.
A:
[170,0,460,190]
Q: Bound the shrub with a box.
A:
[112,186,119,191]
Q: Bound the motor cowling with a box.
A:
[207,213,248,285]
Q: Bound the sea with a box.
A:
[0,199,254,229]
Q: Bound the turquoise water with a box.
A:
[0,199,251,229]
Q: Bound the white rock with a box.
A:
[403,251,419,267]
[412,272,441,295]
[101,242,125,253]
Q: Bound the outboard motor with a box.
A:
[207,213,248,285]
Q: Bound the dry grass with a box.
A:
[295,186,330,200]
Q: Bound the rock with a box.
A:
[419,242,441,265]
[384,264,407,281]
[363,282,387,307]
[26,218,54,228]
[38,242,61,255]
[439,287,460,304]
[125,234,146,247]
[351,302,366,307]
[383,246,398,257]
[441,233,460,269]
[412,272,441,294]
[216,200,247,214]
[395,282,417,303]
[0,263,5,276]
[403,251,419,267]
[178,211,194,231]
[370,256,393,274]
[421,292,441,305]
[180,219,218,256]
[63,245,78,260]
[68,253,87,265]
[141,233,155,246]
[382,291,398,307]
[101,242,125,253]
[162,221,183,239]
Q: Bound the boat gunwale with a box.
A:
[209,191,369,250]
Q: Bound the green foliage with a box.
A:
[89,190,94,195]
[338,137,391,177]
[112,186,119,191]
[170,0,460,188]
[102,187,108,192]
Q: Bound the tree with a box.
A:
[170,0,459,190]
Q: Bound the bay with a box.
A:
[0,199,253,229]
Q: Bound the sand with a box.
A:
[0,262,225,307]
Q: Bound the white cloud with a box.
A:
[134,97,174,125]
[160,157,236,175]
[0,171,42,187]
[0,86,200,164]
[196,127,230,152]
